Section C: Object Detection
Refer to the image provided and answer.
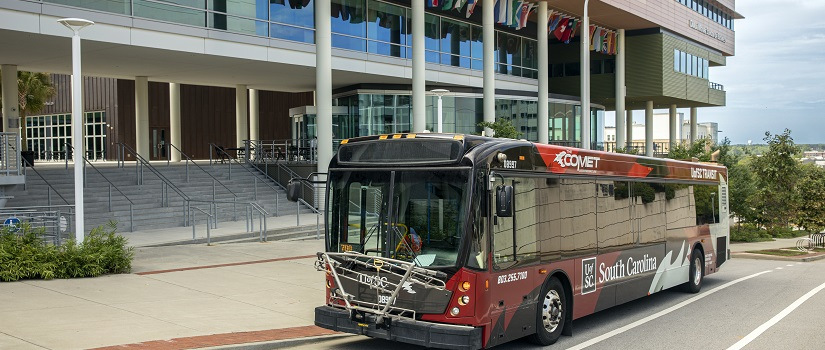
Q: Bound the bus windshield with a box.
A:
[327,169,470,268]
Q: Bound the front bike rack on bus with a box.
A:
[315,252,447,327]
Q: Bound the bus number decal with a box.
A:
[582,257,597,294]
[497,271,527,284]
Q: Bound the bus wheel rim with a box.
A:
[694,257,702,285]
[542,289,562,332]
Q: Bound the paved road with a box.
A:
[288,258,825,350]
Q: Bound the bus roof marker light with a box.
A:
[379,135,388,140]
[453,135,464,140]
[341,139,348,144]
[407,134,416,138]
[392,134,402,139]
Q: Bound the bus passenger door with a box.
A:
[488,176,538,346]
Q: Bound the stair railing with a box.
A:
[165,143,241,205]
[64,143,134,231]
[209,143,283,216]
[116,142,192,225]
[21,165,71,207]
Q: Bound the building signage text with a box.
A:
[689,20,726,43]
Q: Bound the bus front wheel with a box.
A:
[530,277,566,345]
[685,248,704,293]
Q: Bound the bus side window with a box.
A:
[492,177,540,268]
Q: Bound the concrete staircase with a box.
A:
[5,161,316,233]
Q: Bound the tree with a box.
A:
[796,164,825,234]
[749,129,801,231]
[477,119,521,139]
[0,70,56,151]
[728,158,758,226]
[667,137,737,168]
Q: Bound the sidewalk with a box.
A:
[0,218,336,350]
[2,228,818,350]
[122,213,323,247]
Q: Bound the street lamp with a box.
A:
[431,89,449,133]
[58,17,94,243]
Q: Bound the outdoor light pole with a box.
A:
[581,0,591,149]
[431,89,449,133]
[58,18,94,242]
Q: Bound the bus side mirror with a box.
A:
[287,180,301,202]
[496,185,513,217]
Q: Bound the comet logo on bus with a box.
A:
[554,150,601,171]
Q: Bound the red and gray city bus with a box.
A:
[293,133,729,349]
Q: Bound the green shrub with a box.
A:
[770,226,808,239]
[0,222,133,282]
[730,224,773,242]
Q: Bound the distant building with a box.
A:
[801,151,825,168]
[604,113,718,153]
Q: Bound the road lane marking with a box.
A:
[786,264,794,267]
[776,267,783,270]
[566,270,773,350]
[726,280,825,350]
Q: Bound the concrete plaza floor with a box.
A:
[0,225,817,350]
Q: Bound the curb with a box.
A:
[731,252,825,262]
[198,334,354,350]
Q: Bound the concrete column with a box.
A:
[412,0,425,132]
[581,2,591,149]
[235,84,248,148]
[645,100,653,157]
[537,2,549,144]
[669,104,677,147]
[482,0,495,135]
[626,109,633,149]
[249,88,259,142]
[690,107,698,144]
[135,76,150,159]
[614,29,626,150]
[1,64,19,134]
[315,0,333,175]
[169,83,181,162]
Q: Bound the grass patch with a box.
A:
[0,222,133,282]
[747,249,808,257]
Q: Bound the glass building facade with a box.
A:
[327,91,603,146]
[43,0,540,80]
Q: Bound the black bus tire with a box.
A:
[530,277,566,346]
[685,248,704,293]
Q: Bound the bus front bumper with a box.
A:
[315,306,482,350]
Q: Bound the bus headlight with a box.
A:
[460,281,471,292]
[450,307,460,316]
[458,295,470,306]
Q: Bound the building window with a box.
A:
[675,0,733,29]
[26,112,107,161]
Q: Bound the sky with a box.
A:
[606,0,825,145]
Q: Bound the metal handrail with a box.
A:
[189,205,214,244]
[1,133,22,176]
[65,143,135,231]
[210,143,284,215]
[166,143,239,200]
[22,165,71,206]
[117,142,192,225]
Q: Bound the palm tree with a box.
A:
[0,69,56,151]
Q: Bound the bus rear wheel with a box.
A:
[530,277,566,345]
[684,248,704,293]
